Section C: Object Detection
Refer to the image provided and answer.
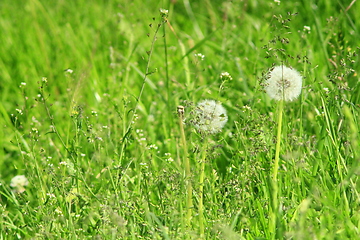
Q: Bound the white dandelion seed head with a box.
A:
[10,175,29,193]
[264,65,302,102]
[192,99,228,134]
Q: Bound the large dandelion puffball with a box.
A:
[193,99,228,134]
[265,65,302,102]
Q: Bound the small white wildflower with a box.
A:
[65,68,74,74]
[55,208,64,216]
[131,113,139,124]
[140,162,148,169]
[242,105,252,110]
[15,109,23,115]
[264,65,303,102]
[46,193,56,198]
[166,157,174,163]
[220,72,233,80]
[192,99,228,134]
[159,8,169,15]
[303,26,311,32]
[42,77,47,83]
[10,175,29,193]
[194,53,205,61]
[95,137,103,141]
[147,144,158,150]
[20,82,26,88]
[80,153,86,157]
[274,0,281,5]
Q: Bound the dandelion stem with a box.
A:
[177,106,193,227]
[198,138,208,239]
[270,99,283,239]
[273,99,283,181]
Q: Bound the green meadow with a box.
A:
[1,0,360,239]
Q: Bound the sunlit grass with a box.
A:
[1,0,360,239]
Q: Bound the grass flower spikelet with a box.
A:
[192,99,228,134]
[265,65,302,102]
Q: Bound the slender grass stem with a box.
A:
[117,15,165,172]
[162,22,170,108]
[130,21,162,126]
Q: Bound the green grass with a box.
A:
[1,0,360,239]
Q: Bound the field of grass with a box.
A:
[1,0,360,239]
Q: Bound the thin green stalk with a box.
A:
[116,13,165,178]
[132,23,162,126]
[198,138,208,239]
[165,16,192,96]
[273,99,284,181]
[270,99,283,239]
[179,41,192,92]
[162,20,170,108]
[39,78,72,159]
[177,106,193,227]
